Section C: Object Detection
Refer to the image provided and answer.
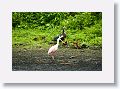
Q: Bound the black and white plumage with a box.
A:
[52,29,66,42]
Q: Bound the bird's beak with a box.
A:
[60,39,63,43]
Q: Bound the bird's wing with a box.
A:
[48,45,58,54]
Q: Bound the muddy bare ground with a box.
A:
[12,47,102,71]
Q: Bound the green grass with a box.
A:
[12,12,102,49]
[12,23,102,49]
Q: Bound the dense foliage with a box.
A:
[12,12,102,49]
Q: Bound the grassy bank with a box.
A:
[12,12,102,49]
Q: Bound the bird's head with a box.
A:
[60,35,63,38]
[57,35,63,42]
[58,35,63,39]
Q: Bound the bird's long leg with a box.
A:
[51,56,55,63]
[52,56,54,60]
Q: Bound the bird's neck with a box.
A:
[57,39,60,45]
[63,29,64,33]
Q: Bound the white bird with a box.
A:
[48,35,63,60]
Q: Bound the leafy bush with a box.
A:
[12,12,102,49]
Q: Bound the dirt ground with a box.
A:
[12,47,102,71]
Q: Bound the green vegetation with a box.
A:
[12,12,102,49]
